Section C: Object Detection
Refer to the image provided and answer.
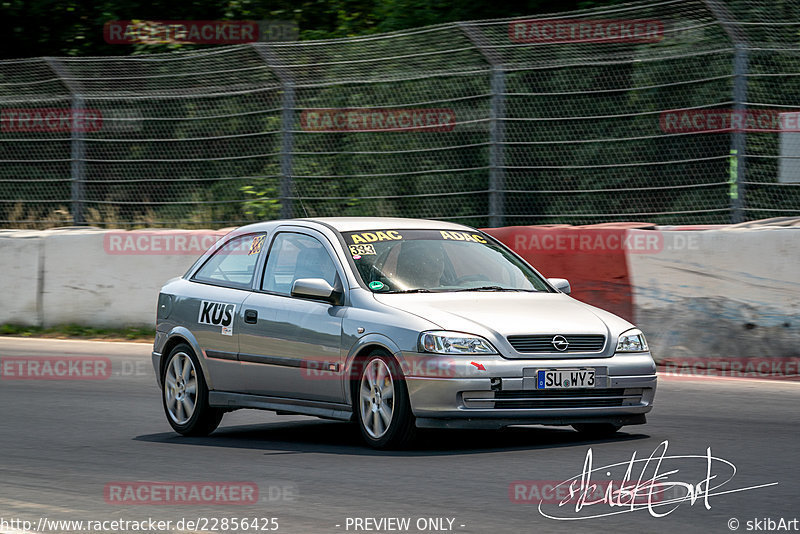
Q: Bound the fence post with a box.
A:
[730,44,748,224]
[703,0,748,224]
[252,44,294,219]
[45,58,85,226]
[280,82,295,219]
[488,69,506,228]
[459,23,506,227]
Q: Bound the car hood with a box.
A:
[372,291,634,343]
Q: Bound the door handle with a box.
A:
[244,309,258,324]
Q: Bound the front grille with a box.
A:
[508,334,606,353]
[463,388,642,409]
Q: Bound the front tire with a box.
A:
[355,352,416,449]
[162,343,223,436]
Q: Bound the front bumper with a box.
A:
[399,352,656,429]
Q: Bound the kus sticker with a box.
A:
[198,301,236,336]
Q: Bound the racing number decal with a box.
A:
[248,234,265,255]
[198,301,236,336]
[349,244,376,256]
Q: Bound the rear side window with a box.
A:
[193,233,266,289]
[261,233,339,295]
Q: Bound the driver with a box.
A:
[395,241,445,289]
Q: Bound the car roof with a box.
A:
[235,217,477,234]
[302,217,476,232]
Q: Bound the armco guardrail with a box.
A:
[1,225,798,362]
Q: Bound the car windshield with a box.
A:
[342,229,551,293]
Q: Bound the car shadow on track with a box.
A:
[134,419,650,456]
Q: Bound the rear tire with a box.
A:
[162,343,223,436]
[354,352,416,449]
[572,423,622,437]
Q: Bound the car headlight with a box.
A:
[616,329,649,352]
[419,331,497,355]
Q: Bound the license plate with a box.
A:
[537,368,595,389]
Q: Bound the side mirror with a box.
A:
[547,277,571,295]
[291,278,342,305]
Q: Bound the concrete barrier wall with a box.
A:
[626,228,800,361]
[0,231,42,326]
[486,226,638,321]
[1,226,797,362]
[0,228,228,327]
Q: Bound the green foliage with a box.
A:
[242,182,281,219]
[0,323,155,340]
[0,0,596,59]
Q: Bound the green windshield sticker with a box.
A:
[368,281,385,291]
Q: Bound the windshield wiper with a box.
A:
[384,288,432,294]
[453,286,531,292]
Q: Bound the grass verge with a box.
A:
[0,324,154,342]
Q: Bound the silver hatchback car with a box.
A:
[153,217,656,448]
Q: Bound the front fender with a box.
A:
[343,333,404,405]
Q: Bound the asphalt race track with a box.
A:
[0,337,798,534]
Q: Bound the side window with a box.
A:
[261,233,339,295]
[193,233,266,289]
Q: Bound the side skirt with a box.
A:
[208,391,353,421]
